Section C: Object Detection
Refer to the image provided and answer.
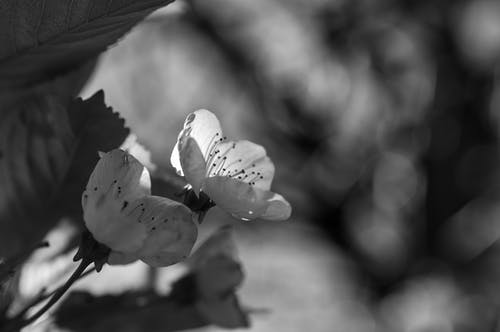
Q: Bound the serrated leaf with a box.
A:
[56,90,129,217]
[0,0,174,88]
[0,90,127,262]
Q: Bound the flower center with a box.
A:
[204,136,265,186]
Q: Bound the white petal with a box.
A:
[188,226,238,268]
[135,196,198,267]
[86,149,151,200]
[205,140,274,190]
[83,150,198,267]
[261,192,292,221]
[170,139,183,176]
[203,176,290,221]
[82,149,151,252]
[178,137,207,194]
[171,109,223,175]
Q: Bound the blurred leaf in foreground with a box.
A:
[0,0,175,88]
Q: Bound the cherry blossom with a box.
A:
[82,149,197,267]
[170,109,291,221]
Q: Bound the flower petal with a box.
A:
[135,196,198,267]
[202,176,290,221]
[205,140,275,191]
[178,137,207,194]
[260,192,292,221]
[82,149,151,252]
[171,109,223,175]
[84,149,151,202]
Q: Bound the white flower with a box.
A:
[170,109,291,221]
[82,149,197,267]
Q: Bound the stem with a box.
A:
[4,259,91,332]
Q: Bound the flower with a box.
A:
[82,149,197,267]
[170,109,292,221]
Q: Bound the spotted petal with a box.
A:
[202,176,291,221]
[83,150,197,267]
[134,196,198,267]
[171,109,223,176]
[82,149,151,252]
[103,195,197,267]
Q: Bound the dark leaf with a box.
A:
[0,92,75,259]
[0,0,174,88]
[0,58,97,111]
[0,90,127,262]
[56,90,129,217]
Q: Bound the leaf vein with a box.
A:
[35,0,47,47]
[0,0,171,66]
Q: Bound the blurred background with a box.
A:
[24,0,500,331]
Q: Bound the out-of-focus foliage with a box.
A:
[0,0,175,88]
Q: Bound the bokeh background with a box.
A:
[20,0,500,331]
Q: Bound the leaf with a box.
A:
[0,58,97,113]
[169,228,250,329]
[0,90,127,262]
[0,0,174,88]
[56,90,129,217]
[0,91,75,259]
[55,291,209,332]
